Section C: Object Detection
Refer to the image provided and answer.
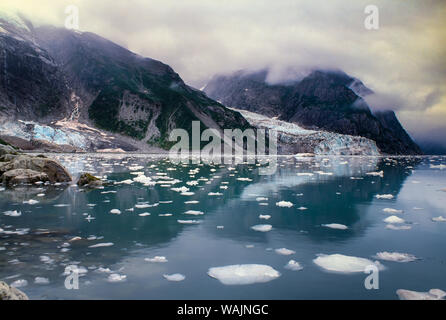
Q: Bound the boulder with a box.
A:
[0,281,29,300]
[0,143,18,156]
[77,173,102,187]
[1,169,49,186]
[0,155,71,183]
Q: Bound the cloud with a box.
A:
[2,0,446,147]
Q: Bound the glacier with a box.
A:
[231,108,380,156]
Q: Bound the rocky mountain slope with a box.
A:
[0,12,249,152]
[204,69,422,155]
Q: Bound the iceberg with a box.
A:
[284,260,303,271]
[322,223,348,230]
[251,224,272,232]
[208,264,280,285]
[397,289,446,300]
[313,254,384,273]
[374,252,417,262]
[163,273,185,281]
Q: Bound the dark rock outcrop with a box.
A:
[204,69,422,155]
[77,172,102,188]
[1,168,49,185]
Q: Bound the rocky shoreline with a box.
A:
[0,144,72,187]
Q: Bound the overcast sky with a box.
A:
[2,0,446,146]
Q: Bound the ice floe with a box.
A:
[383,208,403,214]
[313,254,384,273]
[383,216,405,224]
[375,194,394,199]
[396,289,446,300]
[275,248,295,255]
[23,199,39,205]
[432,216,446,222]
[184,210,204,215]
[177,220,200,224]
[259,215,271,220]
[322,223,348,230]
[138,212,151,217]
[276,201,293,208]
[10,279,28,288]
[107,274,127,282]
[386,224,411,230]
[145,256,168,263]
[163,273,185,281]
[208,264,280,285]
[284,260,303,271]
[251,224,272,232]
[4,210,21,217]
[34,277,50,284]
[366,171,384,177]
[88,242,114,248]
[374,252,417,262]
[110,209,121,215]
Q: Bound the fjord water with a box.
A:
[1,154,445,300]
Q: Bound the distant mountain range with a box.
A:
[204,69,422,155]
[0,12,249,151]
[0,11,424,155]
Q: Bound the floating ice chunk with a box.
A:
[256,197,268,201]
[208,264,280,285]
[374,252,417,262]
[208,192,223,196]
[138,212,151,217]
[145,256,168,263]
[251,224,272,232]
[110,209,121,215]
[375,194,394,199]
[297,207,308,211]
[384,216,405,224]
[432,216,446,222]
[171,186,189,193]
[107,274,127,282]
[322,223,348,230]
[259,215,271,220]
[396,289,446,300]
[4,210,21,217]
[37,193,45,197]
[96,267,112,273]
[163,273,185,281]
[88,242,114,248]
[23,199,39,205]
[386,224,411,230]
[185,200,199,204]
[184,210,204,215]
[34,277,50,284]
[186,180,199,186]
[159,213,173,217]
[115,179,133,185]
[133,175,153,184]
[313,254,384,273]
[276,201,293,208]
[315,171,333,176]
[180,192,195,196]
[275,248,295,255]
[366,171,384,177]
[237,178,252,182]
[128,165,144,171]
[383,208,403,214]
[297,173,314,176]
[135,203,158,208]
[54,204,70,207]
[177,220,200,224]
[216,225,224,229]
[284,260,303,271]
[69,237,82,242]
[10,279,28,288]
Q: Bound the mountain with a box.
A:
[204,69,422,155]
[0,12,249,151]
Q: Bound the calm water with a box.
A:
[1,154,445,300]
